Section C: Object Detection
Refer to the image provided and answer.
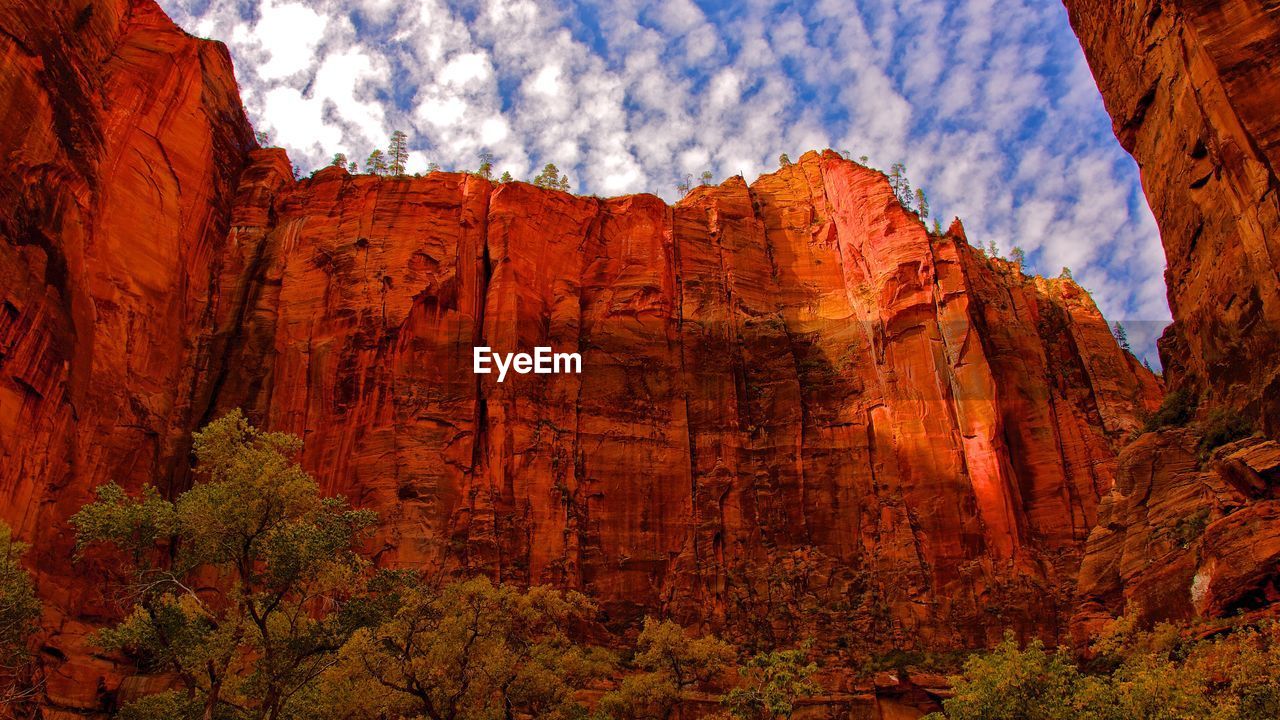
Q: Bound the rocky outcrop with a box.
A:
[0,0,256,709]
[1061,0,1280,432]
[0,0,1166,712]
[1062,0,1280,639]
[203,152,1160,667]
[1073,432,1280,641]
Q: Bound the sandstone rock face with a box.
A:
[0,0,256,709]
[1062,0,1280,431]
[1073,432,1280,642]
[0,0,1165,713]
[206,152,1160,666]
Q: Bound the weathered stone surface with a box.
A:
[0,0,1169,712]
[204,150,1160,661]
[1073,431,1280,641]
[1062,0,1280,431]
[0,0,255,709]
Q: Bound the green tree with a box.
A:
[915,188,930,220]
[700,170,714,186]
[676,174,693,196]
[387,131,409,175]
[889,162,912,209]
[778,154,792,167]
[476,150,494,180]
[366,149,388,176]
[599,617,736,720]
[924,633,1086,720]
[987,241,999,258]
[1112,321,1130,351]
[330,153,348,169]
[499,170,513,183]
[1060,266,1073,280]
[533,163,571,191]
[0,523,40,708]
[1010,246,1026,267]
[723,648,820,720]
[72,410,387,720]
[332,577,614,720]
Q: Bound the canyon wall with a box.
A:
[0,0,256,708]
[1063,0,1280,640]
[1062,0,1280,431]
[0,0,1169,712]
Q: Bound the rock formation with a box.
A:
[1062,0,1280,645]
[1062,0,1280,432]
[0,0,1169,713]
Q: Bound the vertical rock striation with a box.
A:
[206,150,1160,659]
[0,0,256,708]
[0,0,1167,711]
[1062,0,1280,430]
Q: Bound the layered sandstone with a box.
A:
[0,0,1169,713]
[1062,0,1280,640]
[203,152,1160,667]
[1074,432,1280,641]
[0,0,256,709]
[1062,0,1280,431]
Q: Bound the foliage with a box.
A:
[927,621,1280,720]
[924,633,1087,720]
[387,131,409,175]
[676,174,693,196]
[1197,407,1254,459]
[915,188,930,220]
[888,162,912,209]
[330,153,348,169]
[476,149,494,180]
[1143,389,1198,432]
[700,170,714,185]
[533,163,571,191]
[1009,246,1026,267]
[1172,508,1211,547]
[72,410,386,720]
[778,154,792,167]
[365,149,388,176]
[1111,321,1130,351]
[500,170,514,183]
[0,523,40,707]
[598,617,736,720]
[1060,266,1073,280]
[331,576,614,720]
[722,647,819,720]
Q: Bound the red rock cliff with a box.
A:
[0,0,1163,711]
[0,0,256,708]
[1062,0,1280,641]
[1062,0,1280,430]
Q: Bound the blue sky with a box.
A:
[159,0,1171,363]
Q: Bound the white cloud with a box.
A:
[157,0,1171,361]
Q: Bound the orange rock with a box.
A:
[0,0,1165,713]
[1062,0,1280,431]
[0,0,255,710]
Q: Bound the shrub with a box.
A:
[1143,389,1198,432]
[1197,407,1254,459]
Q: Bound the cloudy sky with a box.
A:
[159,0,1170,363]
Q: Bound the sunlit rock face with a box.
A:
[1062,0,1280,432]
[211,149,1158,657]
[0,0,1165,712]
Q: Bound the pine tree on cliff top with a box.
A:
[366,148,388,176]
[387,131,409,175]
